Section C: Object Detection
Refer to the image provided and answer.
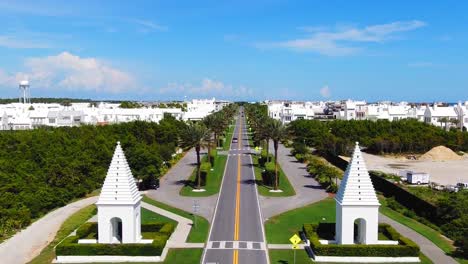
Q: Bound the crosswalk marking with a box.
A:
[206,241,266,251]
[228,153,251,157]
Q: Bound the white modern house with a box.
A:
[455,101,468,131]
[424,104,458,129]
[335,142,380,245]
[267,101,316,124]
[96,141,144,244]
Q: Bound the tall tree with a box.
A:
[269,119,288,190]
[180,122,210,188]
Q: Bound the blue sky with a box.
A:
[0,0,466,102]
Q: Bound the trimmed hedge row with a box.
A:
[57,222,175,256]
[259,149,273,167]
[262,162,276,186]
[303,223,419,257]
[209,149,218,166]
[56,233,168,256]
[76,222,97,239]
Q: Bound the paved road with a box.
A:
[0,196,98,264]
[202,108,268,264]
[146,149,216,222]
[261,142,328,220]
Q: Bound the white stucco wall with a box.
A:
[335,203,379,245]
[97,203,142,244]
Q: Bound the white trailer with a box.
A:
[407,172,430,184]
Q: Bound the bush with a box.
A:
[303,223,419,257]
[199,162,211,186]
[209,149,217,166]
[56,223,174,256]
[292,142,308,155]
[295,153,305,163]
[76,222,98,239]
[262,162,276,186]
[259,150,273,167]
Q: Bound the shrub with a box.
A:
[199,162,211,186]
[303,223,420,257]
[259,150,273,167]
[56,225,172,256]
[262,162,276,186]
[295,153,305,163]
[209,149,217,166]
[76,222,98,239]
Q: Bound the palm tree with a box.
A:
[180,122,210,188]
[203,114,217,160]
[269,119,288,190]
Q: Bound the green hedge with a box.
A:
[199,161,211,186]
[56,221,174,256]
[303,223,419,257]
[259,150,273,167]
[262,162,276,186]
[209,149,218,166]
[56,233,168,256]
[76,222,98,239]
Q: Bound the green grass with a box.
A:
[252,155,296,197]
[269,250,433,264]
[28,204,97,264]
[269,249,312,264]
[142,196,209,243]
[180,154,228,197]
[265,198,335,244]
[223,123,235,150]
[379,199,455,255]
[141,208,176,225]
[162,248,203,263]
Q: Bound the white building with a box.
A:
[424,104,458,129]
[267,101,316,124]
[455,102,468,131]
[96,141,143,244]
[335,142,380,245]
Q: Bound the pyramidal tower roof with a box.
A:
[96,141,141,205]
[335,142,380,206]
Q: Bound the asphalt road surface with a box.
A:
[202,107,268,264]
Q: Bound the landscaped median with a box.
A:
[179,151,228,197]
[251,150,295,197]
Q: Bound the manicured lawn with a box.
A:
[269,249,312,264]
[142,196,209,243]
[269,250,433,264]
[223,123,235,150]
[141,207,176,225]
[180,154,228,197]
[265,198,335,244]
[379,198,455,255]
[28,204,97,264]
[252,155,296,197]
[162,248,203,263]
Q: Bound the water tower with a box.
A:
[19,80,31,104]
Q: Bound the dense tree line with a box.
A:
[288,119,468,155]
[0,116,186,240]
[0,97,94,104]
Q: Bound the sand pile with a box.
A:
[419,146,463,161]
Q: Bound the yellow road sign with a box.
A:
[289,234,301,245]
[292,244,299,249]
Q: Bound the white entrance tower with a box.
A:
[335,142,380,245]
[96,141,142,244]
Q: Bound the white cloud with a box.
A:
[133,19,168,32]
[159,78,253,99]
[1,52,135,93]
[259,20,426,56]
[320,85,331,98]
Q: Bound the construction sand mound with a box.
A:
[419,146,463,161]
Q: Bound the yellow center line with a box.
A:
[233,116,242,264]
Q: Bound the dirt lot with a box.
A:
[360,152,468,185]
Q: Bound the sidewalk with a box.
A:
[0,196,98,264]
[146,149,217,222]
[379,213,457,264]
[141,202,204,249]
[259,142,328,220]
